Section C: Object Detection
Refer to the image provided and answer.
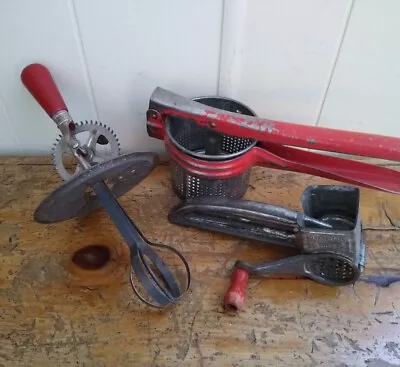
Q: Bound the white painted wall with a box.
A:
[1,0,399,155]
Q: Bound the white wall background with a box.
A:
[1,0,399,155]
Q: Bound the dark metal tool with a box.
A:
[169,185,366,309]
[147,87,400,198]
[21,64,190,308]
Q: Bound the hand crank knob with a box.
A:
[21,63,68,117]
[223,268,249,311]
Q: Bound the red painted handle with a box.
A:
[21,63,67,117]
[148,88,400,162]
[254,143,400,194]
[223,268,249,311]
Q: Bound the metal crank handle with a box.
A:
[254,143,400,194]
[237,253,360,285]
[223,267,303,311]
[224,253,359,311]
[223,272,400,311]
[21,64,76,140]
[236,256,308,277]
[148,87,400,162]
[91,180,184,308]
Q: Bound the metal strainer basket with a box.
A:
[170,160,251,199]
[165,97,258,200]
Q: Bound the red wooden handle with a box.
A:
[21,63,67,116]
[223,268,249,311]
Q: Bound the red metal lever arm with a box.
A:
[149,87,400,162]
[201,112,400,162]
[255,143,400,194]
[21,63,68,117]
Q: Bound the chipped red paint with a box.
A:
[146,88,400,194]
[223,269,249,311]
[155,107,400,162]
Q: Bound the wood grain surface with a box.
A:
[1,157,400,367]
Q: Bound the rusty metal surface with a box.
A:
[169,185,365,286]
[34,152,157,223]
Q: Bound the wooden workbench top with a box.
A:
[1,157,400,367]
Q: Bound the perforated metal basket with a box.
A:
[165,97,257,200]
[170,160,251,199]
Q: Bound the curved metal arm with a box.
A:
[168,197,332,248]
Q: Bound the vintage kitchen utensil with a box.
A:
[147,87,400,199]
[223,252,359,311]
[21,64,120,181]
[52,120,120,181]
[150,95,257,199]
[21,64,190,308]
[169,185,366,310]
